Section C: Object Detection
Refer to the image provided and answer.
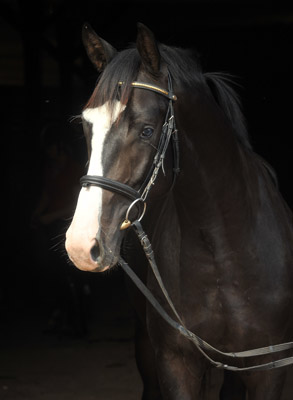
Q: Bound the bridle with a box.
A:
[79,71,293,372]
[80,71,179,230]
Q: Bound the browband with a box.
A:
[118,81,177,101]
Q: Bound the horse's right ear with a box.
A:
[82,23,117,72]
[136,23,160,76]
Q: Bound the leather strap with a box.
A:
[80,175,141,202]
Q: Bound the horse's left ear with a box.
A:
[82,23,117,72]
[136,23,160,75]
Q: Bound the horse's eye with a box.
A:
[141,127,154,139]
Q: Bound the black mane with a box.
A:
[204,72,251,150]
[85,44,251,150]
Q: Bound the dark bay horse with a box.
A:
[65,23,293,399]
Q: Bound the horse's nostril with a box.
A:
[90,242,100,262]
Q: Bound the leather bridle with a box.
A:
[79,71,293,372]
[80,71,179,230]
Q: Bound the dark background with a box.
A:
[1,0,293,397]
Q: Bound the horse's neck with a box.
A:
[174,90,255,235]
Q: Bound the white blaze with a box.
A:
[84,101,125,176]
[65,101,125,271]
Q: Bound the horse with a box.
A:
[65,23,293,399]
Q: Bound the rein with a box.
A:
[119,222,293,372]
[80,72,293,372]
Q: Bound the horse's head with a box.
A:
[65,23,176,272]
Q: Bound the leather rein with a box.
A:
[80,72,293,372]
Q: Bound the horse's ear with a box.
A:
[82,23,117,72]
[136,23,160,75]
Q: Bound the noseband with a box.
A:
[80,71,179,229]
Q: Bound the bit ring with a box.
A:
[126,198,146,222]
[120,198,146,230]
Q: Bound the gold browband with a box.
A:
[118,81,177,101]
